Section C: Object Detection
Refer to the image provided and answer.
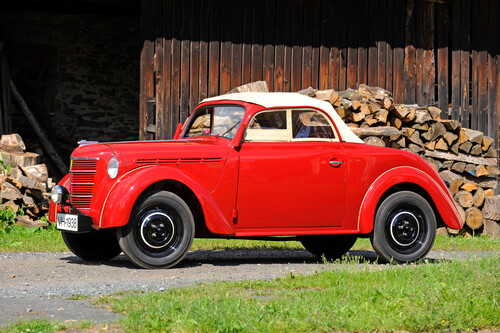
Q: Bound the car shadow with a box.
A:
[60,249,448,269]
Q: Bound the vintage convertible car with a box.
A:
[49,92,463,268]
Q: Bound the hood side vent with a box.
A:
[136,157,222,166]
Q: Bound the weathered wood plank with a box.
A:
[347,0,359,88]
[251,0,264,82]
[139,0,155,140]
[152,0,164,136]
[338,0,349,90]
[283,0,293,91]
[403,0,416,104]
[367,0,378,87]
[230,1,243,90]
[357,0,368,86]
[161,1,173,139]
[392,0,405,103]
[414,0,424,105]
[422,0,434,106]
[487,0,498,140]
[291,0,303,91]
[311,0,321,90]
[460,0,470,127]
[155,38,165,139]
[171,0,182,130]
[302,0,313,88]
[241,1,253,85]
[385,0,394,93]
[451,0,461,122]
[377,0,387,89]
[470,0,479,129]
[263,0,276,91]
[180,0,191,122]
[274,0,286,92]
[208,0,220,97]
[219,0,232,94]
[189,0,200,113]
[436,3,449,117]
[139,39,154,140]
[477,0,488,133]
[319,0,331,90]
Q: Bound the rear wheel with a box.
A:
[62,228,121,261]
[118,191,194,269]
[370,191,436,264]
[300,235,357,260]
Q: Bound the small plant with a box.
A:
[0,205,17,232]
[0,153,12,175]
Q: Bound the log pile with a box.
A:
[304,84,500,238]
[0,134,54,228]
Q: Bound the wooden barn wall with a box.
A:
[140,0,499,150]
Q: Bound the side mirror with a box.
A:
[173,123,183,140]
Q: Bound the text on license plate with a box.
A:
[57,213,79,232]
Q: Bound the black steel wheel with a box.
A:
[370,191,436,264]
[62,228,121,261]
[118,191,194,269]
[300,235,357,260]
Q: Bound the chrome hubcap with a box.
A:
[139,211,175,249]
[389,211,420,247]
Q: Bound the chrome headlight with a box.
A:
[51,185,68,204]
[107,156,119,179]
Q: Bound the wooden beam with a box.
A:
[10,80,68,175]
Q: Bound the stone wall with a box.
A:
[0,9,140,145]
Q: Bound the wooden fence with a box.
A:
[140,0,499,150]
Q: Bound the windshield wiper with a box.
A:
[214,121,241,138]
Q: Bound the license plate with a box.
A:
[57,213,79,232]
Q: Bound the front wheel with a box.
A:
[62,228,122,261]
[300,235,357,260]
[118,191,194,269]
[370,191,436,264]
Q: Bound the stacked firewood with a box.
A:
[0,134,53,227]
[305,84,499,237]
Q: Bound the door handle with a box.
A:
[329,160,344,168]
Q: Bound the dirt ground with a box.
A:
[0,249,494,327]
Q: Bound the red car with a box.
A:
[50,92,463,268]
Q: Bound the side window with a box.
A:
[292,109,336,140]
[245,110,288,141]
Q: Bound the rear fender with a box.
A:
[99,166,234,234]
[358,166,463,234]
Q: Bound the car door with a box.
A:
[235,108,347,229]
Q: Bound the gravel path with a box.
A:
[0,249,495,327]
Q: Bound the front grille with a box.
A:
[70,158,98,210]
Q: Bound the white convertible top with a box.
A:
[202,92,364,144]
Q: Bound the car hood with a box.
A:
[72,138,230,172]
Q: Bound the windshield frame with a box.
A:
[181,104,246,140]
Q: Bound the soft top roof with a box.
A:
[202,92,363,144]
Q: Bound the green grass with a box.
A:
[0,319,66,333]
[98,256,499,333]
[0,224,67,252]
[0,224,499,253]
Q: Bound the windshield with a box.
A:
[183,105,245,140]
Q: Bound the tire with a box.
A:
[62,228,121,261]
[370,191,436,264]
[300,235,357,260]
[117,191,194,269]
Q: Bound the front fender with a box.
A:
[358,166,463,234]
[48,174,70,222]
[99,166,234,234]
